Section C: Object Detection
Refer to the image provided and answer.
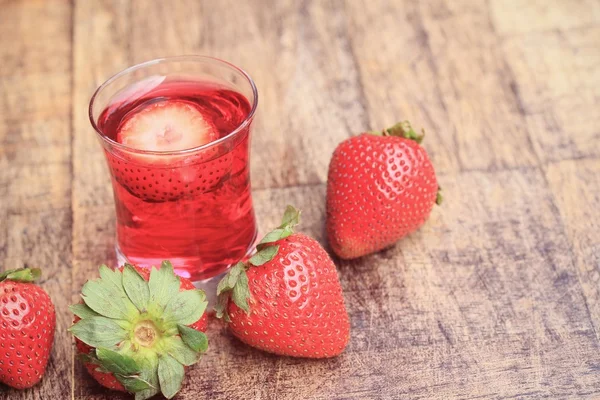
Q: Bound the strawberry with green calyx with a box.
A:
[216,206,351,358]
[0,267,56,389]
[70,262,208,399]
[327,120,442,259]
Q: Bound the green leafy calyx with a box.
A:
[370,120,425,144]
[215,205,301,320]
[0,267,41,283]
[69,262,208,400]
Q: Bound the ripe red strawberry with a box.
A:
[106,99,232,202]
[326,121,441,259]
[0,268,56,389]
[216,206,350,358]
[70,261,209,399]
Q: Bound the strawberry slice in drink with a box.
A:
[106,100,232,202]
[117,100,217,151]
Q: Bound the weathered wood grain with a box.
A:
[502,27,600,162]
[546,160,600,339]
[421,0,541,171]
[71,0,132,397]
[0,1,73,399]
[346,0,542,173]
[1,0,600,398]
[490,0,600,36]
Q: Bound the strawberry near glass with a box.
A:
[89,56,258,285]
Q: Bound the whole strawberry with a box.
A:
[0,268,56,389]
[70,262,209,399]
[216,206,350,358]
[326,121,441,259]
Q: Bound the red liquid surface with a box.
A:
[97,79,256,281]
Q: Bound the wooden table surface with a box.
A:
[1,0,599,399]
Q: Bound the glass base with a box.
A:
[115,242,255,307]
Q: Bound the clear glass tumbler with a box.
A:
[89,56,258,288]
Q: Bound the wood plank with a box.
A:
[0,0,73,399]
[345,0,540,173]
[71,0,129,270]
[502,27,600,162]
[343,0,461,174]
[71,0,131,397]
[490,0,600,36]
[418,0,540,171]
[546,159,600,338]
[0,119,71,166]
[3,164,70,213]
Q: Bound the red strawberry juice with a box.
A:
[96,79,257,281]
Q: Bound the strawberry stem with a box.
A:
[369,121,425,143]
[436,186,443,205]
[0,267,41,283]
[385,121,424,143]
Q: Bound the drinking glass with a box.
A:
[89,56,258,288]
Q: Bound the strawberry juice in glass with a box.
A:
[89,56,258,286]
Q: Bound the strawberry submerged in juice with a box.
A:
[97,79,257,281]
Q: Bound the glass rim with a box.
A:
[88,55,258,156]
